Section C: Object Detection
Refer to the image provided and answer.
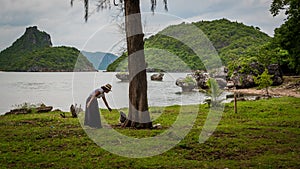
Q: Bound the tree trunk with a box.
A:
[122,0,152,128]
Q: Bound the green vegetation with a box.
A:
[0,26,95,72]
[107,19,271,72]
[254,69,273,95]
[6,46,94,72]
[271,0,300,74]
[1,97,299,168]
[206,78,223,102]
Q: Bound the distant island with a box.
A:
[81,51,118,70]
[0,26,117,72]
[0,18,294,74]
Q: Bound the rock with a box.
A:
[215,78,227,89]
[226,80,235,89]
[152,123,162,129]
[243,74,256,88]
[5,108,32,115]
[70,104,82,118]
[230,63,284,89]
[175,76,197,92]
[120,111,127,123]
[60,112,66,118]
[115,72,129,81]
[36,105,53,113]
[192,71,210,89]
[267,64,283,86]
[151,73,164,81]
[212,66,228,78]
[249,62,265,75]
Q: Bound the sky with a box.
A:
[0,0,286,55]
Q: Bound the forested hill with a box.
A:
[107,18,271,72]
[0,26,95,72]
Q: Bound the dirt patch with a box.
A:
[230,76,300,98]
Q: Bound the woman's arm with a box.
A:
[102,96,112,112]
[87,90,100,108]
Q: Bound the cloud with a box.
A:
[0,0,286,53]
[141,0,285,35]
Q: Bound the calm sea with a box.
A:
[0,72,207,115]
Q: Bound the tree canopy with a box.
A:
[271,0,300,74]
[107,19,271,72]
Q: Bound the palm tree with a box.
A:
[72,0,167,128]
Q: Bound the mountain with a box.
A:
[107,18,271,72]
[81,51,118,70]
[11,26,52,52]
[0,26,95,72]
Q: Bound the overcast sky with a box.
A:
[0,0,286,55]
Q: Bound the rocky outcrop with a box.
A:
[151,73,164,81]
[116,72,129,81]
[36,106,53,113]
[192,68,228,89]
[192,71,210,89]
[5,108,32,115]
[229,62,283,89]
[5,103,53,115]
[268,64,284,86]
[230,73,256,89]
[175,76,197,92]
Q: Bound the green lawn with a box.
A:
[0,97,299,168]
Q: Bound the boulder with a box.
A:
[115,72,129,81]
[226,80,235,89]
[215,78,227,89]
[151,73,164,81]
[230,73,255,89]
[192,71,210,89]
[192,70,227,89]
[70,104,82,118]
[5,108,32,115]
[212,66,228,79]
[36,105,53,113]
[175,77,197,92]
[267,64,284,86]
[120,111,127,123]
[249,62,265,75]
[230,63,283,89]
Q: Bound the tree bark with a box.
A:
[123,0,152,128]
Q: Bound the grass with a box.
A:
[0,97,299,168]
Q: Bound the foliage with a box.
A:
[12,102,39,109]
[107,52,128,71]
[182,76,197,85]
[206,78,223,102]
[0,27,94,72]
[254,69,273,95]
[107,19,271,72]
[271,0,300,74]
[1,97,300,168]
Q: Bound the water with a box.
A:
[0,72,207,115]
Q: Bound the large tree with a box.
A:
[270,0,300,74]
[73,0,167,128]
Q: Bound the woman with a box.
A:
[85,84,112,128]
